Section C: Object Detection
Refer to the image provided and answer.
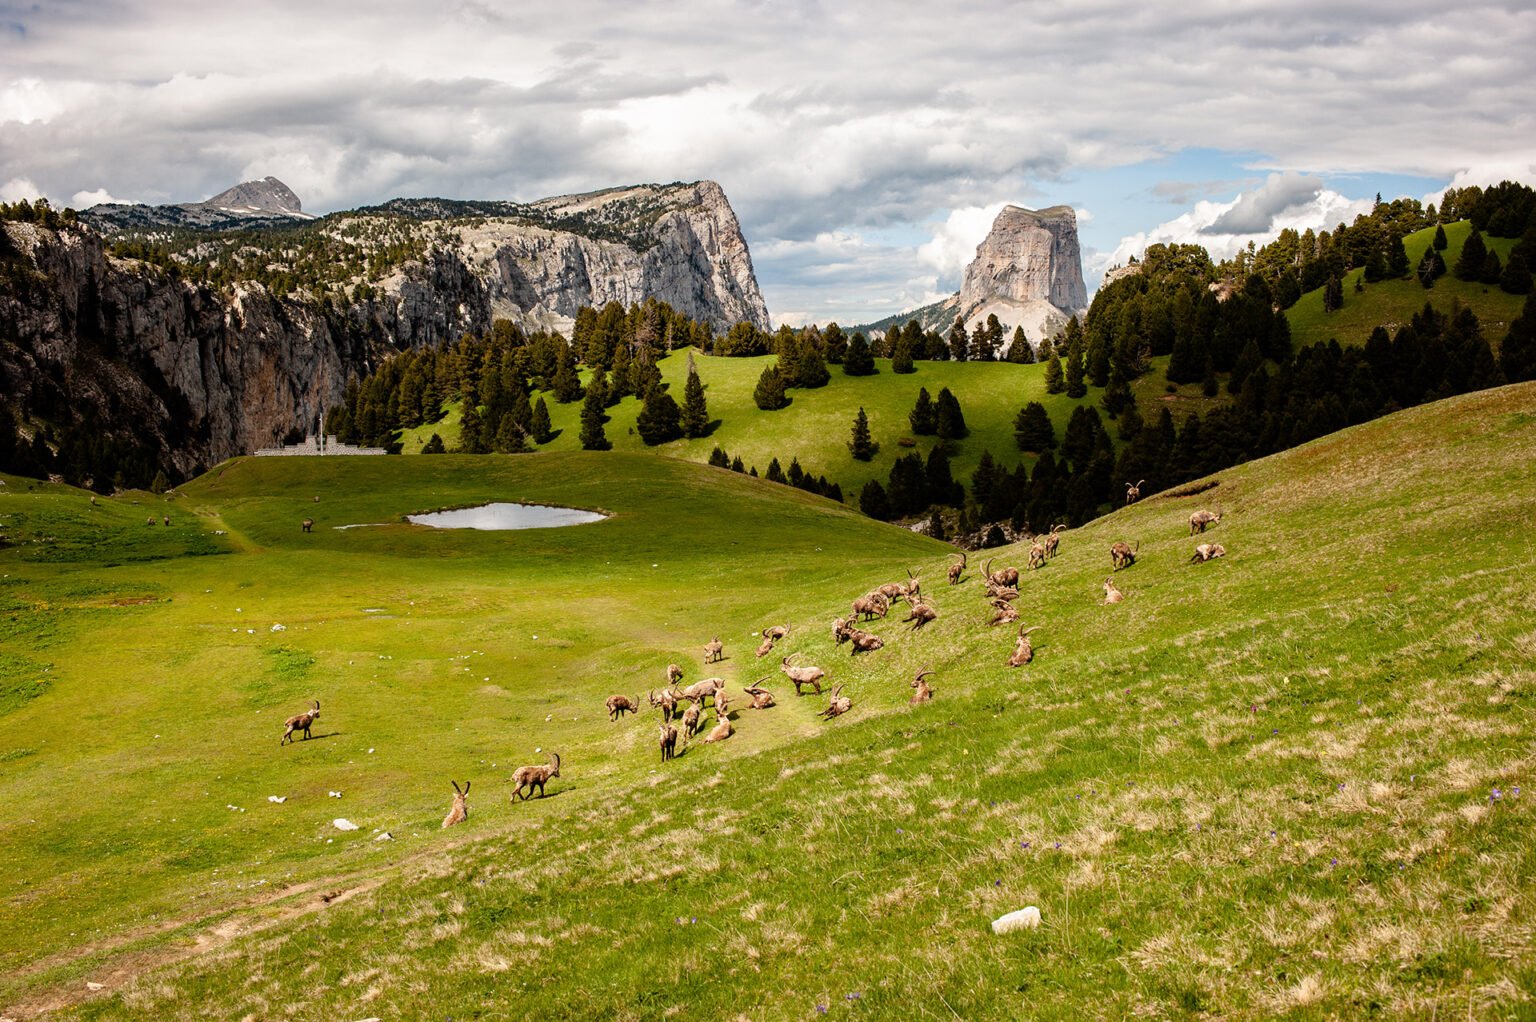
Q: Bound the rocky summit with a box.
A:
[957,204,1087,352]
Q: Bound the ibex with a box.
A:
[281,700,320,745]
[1190,542,1226,563]
[988,598,1019,627]
[702,637,724,664]
[743,680,776,709]
[714,689,731,718]
[1027,541,1047,571]
[1110,541,1138,570]
[682,702,703,736]
[986,581,1019,602]
[659,722,679,762]
[606,694,639,721]
[762,625,790,641]
[666,663,684,685]
[852,592,889,621]
[679,677,723,707]
[902,569,922,603]
[510,752,560,801]
[1042,523,1065,558]
[442,780,470,828]
[754,636,776,658]
[702,713,733,743]
[1126,480,1145,505]
[876,580,908,605]
[832,617,855,645]
[947,551,966,586]
[818,685,852,719]
[301,517,314,533]
[909,667,936,704]
[1007,625,1040,667]
[1189,509,1222,535]
[780,654,826,696]
[649,688,678,719]
[848,629,884,655]
[984,558,1019,588]
[903,598,937,631]
[1103,577,1125,605]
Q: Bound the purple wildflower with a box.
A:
[1330,858,1338,866]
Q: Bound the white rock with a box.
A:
[991,906,1042,934]
[271,623,286,632]
[267,795,287,803]
[374,831,393,842]
[333,818,359,831]
[86,981,105,990]
[328,791,342,798]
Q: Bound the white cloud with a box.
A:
[70,187,130,207]
[0,176,45,202]
[917,203,1010,285]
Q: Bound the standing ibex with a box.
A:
[1027,541,1047,571]
[910,667,936,704]
[1103,577,1125,605]
[1042,524,1066,558]
[818,685,852,719]
[649,688,678,719]
[679,677,723,707]
[1190,542,1226,563]
[442,781,470,828]
[703,637,724,664]
[902,569,922,603]
[659,722,679,762]
[682,702,703,736]
[666,663,684,686]
[511,752,560,801]
[1110,541,1138,570]
[852,592,890,621]
[780,654,826,696]
[1007,625,1040,667]
[281,700,320,745]
[1126,480,1145,505]
[1189,509,1222,535]
[606,694,639,721]
[947,551,966,586]
[301,517,314,533]
[984,558,1019,588]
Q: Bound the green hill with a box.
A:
[4,381,1535,1018]
[1286,220,1524,349]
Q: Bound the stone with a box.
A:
[332,818,359,831]
[991,906,1042,934]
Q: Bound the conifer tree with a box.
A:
[1005,326,1035,363]
[422,433,446,454]
[1500,292,1536,382]
[494,414,530,453]
[842,332,877,376]
[797,343,831,387]
[1043,352,1066,394]
[635,388,683,445]
[1501,251,1532,295]
[765,457,787,483]
[1387,234,1411,278]
[1455,227,1488,281]
[1433,224,1448,250]
[891,333,916,373]
[458,404,490,454]
[1064,333,1087,398]
[529,397,553,443]
[947,318,970,361]
[579,380,611,451]
[859,479,892,520]
[753,365,789,410]
[848,407,879,460]
[1013,401,1056,451]
[935,387,968,439]
[1481,250,1503,286]
[824,322,848,364]
[909,388,937,435]
[708,445,730,467]
[680,366,709,437]
[925,446,962,505]
[731,455,745,472]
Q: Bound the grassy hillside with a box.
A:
[5,383,1536,1018]
[1287,221,1523,350]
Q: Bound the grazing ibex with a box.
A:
[1110,541,1138,571]
[511,752,560,801]
[1189,509,1222,535]
[902,569,922,603]
[606,694,639,721]
[682,702,703,736]
[818,685,852,719]
[988,598,1019,627]
[947,551,966,586]
[1103,577,1125,605]
[1042,523,1066,558]
[1007,625,1040,667]
[852,592,890,621]
[848,629,884,655]
[666,663,684,685]
[703,637,724,664]
[1126,480,1145,505]
[659,722,679,762]
[903,598,937,631]
[984,558,1019,588]
[832,617,855,645]
[281,700,320,746]
[301,517,314,533]
[702,713,733,743]
[909,667,935,704]
[780,654,826,696]
[743,680,777,709]
[442,781,470,828]
[649,688,678,719]
[1190,542,1226,563]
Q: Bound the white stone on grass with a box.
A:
[991,906,1042,934]
[332,818,359,831]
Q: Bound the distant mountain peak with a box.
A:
[203,177,305,216]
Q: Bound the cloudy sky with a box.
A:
[3,1,1533,324]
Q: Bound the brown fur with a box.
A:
[852,592,890,621]
[1007,625,1040,668]
[1189,509,1222,535]
[1110,541,1138,570]
[743,680,777,709]
[1190,542,1226,563]
[702,637,724,664]
[281,700,320,745]
[606,694,639,721]
[988,599,1020,627]
[754,636,776,658]
[909,667,935,704]
[702,714,733,743]
[678,677,723,706]
[902,599,937,630]
[1126,480,1145,505]
[947,551,966,586]
[682,703,703,735]
[666,663,684,685]
[818,685,852,719]
[984,558,1019,587]
[1042,523,1065,557]
[780,654,826,696]
[848,629,884,655]
[1103,577,1125,605]
[649,688,678,719]
[659,723,679,762]
[301,517,314,533]
[511,752,560,801]
[761,625,789,641]
[442,780,469,828]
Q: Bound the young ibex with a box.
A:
[984,558,1020,588]
[818,685,852,719]
[1189,509,1222,535]
[301,517,314,533]
[1190,542,1226,563]
[909,667,936,704]
[649,688,678,719]
[510,752,560,801]
[743,680,777,709]
[659,722,679,762]
[703,637,724,664]
[1103,577,1125,605]
[1042,523,1066,558]
[852,592,890,621]
[848,629,884,655]
[702,712,733,743]
[682,702,703,736]
[714,689,731,718]
[780,654,826,696]
[666,663,684,685]
[903,598,937,631]
[1126,479,1145,505]
[442,780,470,828]
[947,551,966,586]
[281,700,320,745]
[606,694,639,721]
[1110,541,1138,570]
[1007,625,1040,667]
[988,598,1020,627]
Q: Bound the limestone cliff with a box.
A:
[956,205,1086,353]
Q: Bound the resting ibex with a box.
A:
[682,702,703,736]
[848,629,884,655]
[606,694,639,721]
[703,637,724,664]
[910,667,935,704]
[984,558,1019,588]
[1190,542,1226,563]
[1110,541,1138,570]
[659,722,679,762]
[852,592,889,621]
[762,625,790,641]
[818,685,852,719]
[666,663,684,685]
[1189,509,1222,535]
[780,654,826,696]
[442,780,470,828]
[1027,541,1047,571]
[985,580,1018,602]
[1103,577,1125,605]
[511,752,560,801]
[832,617,855,645]
[1007,625,1040,667]
[1126,480,1145,505]
[281,700,320,745]
[903,598,937,631]
[947,551,966,586]
[679,677,723,707]
[754,636,776,658]
[649,688,678,719]
[1042,523,1065,558]
[743,680,776,709]
[988,598,1019,627]
[902,569,922,603]
[702,713,733,743]
[301,517,314,533]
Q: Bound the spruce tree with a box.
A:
[680,367,709,437]
[422,433,446,454]
[1501,251,1533,295]
[909,387,937,435]
[947,318,970,361]
[1005,326,1035,363]
[935,387,968,439]
[730,455,745,473]
[1201,357,1219,397]
[635,389,683,445]
[859,479,892,520]
[529,397,554,443]
[765,457,787,483]
[1433,223,1448,251]
[1387,234,1411,278]
[753,365,789,410]
[926,506,947,541]
[1013,401,1056,451]
[1323,274,1344,312]
[925,446,962,506]
[1500,292,1536,382]
[1064,333,1087,398]
[1043,353,1066,394]
[797,344,831,387]
[843,332,877,376]
[494,414,530,453]
[848,407,879,460]
[579,382,611,451]
[824,323,847,364]
[458,404,490,454]
[1455,227,1487,281]
[1481,250,1503,286]
[708,445,730,467]
[891,333,916,373]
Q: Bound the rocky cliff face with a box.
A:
[960,205,1087,315]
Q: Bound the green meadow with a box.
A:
[1,381,1533,1019]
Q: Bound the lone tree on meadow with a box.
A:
[529,397,554,444]
[635,388,683,445]
[909,387,937,435]
[935,387,968,439]
[753,365,789,410]
[848,407,879,461]
[680,365,710,437]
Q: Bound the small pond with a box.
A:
[406,502,607,531]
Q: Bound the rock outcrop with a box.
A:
[957,205,1086,353]
[82,176,315,232]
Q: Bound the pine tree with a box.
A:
[458,404,490,454]
[529,398,553,443]
[1064,333,1087,398]
[579,382,611,451]
[1433,223,1448,251]
[842,332,877,375]
[824,323,847,364]
[1501,251,1533,295]
[730,455,745,473]
[1455,227,1488,281]
[797,344,831,387]
[753,365,789,410]
[708,445,729,467]
[1387,234,1411,278]
[1013,401,1056,451]
[891,333,916,373]
[765,457,787,484]
[635,389,683,445]
[925,446,962,506]
[494,414,530,453]
[909,388,937,435]
[1201,357,1219,397]
[1480,250,1503,286]
[1500,292,1536,382]
[859,479,892,520]
[927,506,948,541]
[1005,325,1035,363]
[422,433,446,454]
[947,318,970,361]
[935,387,968,439]
[848,407,879,460]
[680,366,709,437]
[1043,353,1065,394]
[1323,274,1344,312]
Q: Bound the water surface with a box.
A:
[407,502,607,531]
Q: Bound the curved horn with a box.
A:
[451,780,461,794]
[550,751,561,770]
[1017,622,1028,637]
[984,557,994,577]
[1021,626,1040,636]
[313,700,320,711]
[914,666,935,682]
[463,781,469,793]
[1137,479,1145,487]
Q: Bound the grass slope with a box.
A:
[1286,221,1523,350]
[4,384,1535,1019]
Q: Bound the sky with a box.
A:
[2,1,1533,326]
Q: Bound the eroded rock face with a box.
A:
[960,205,1087,317]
